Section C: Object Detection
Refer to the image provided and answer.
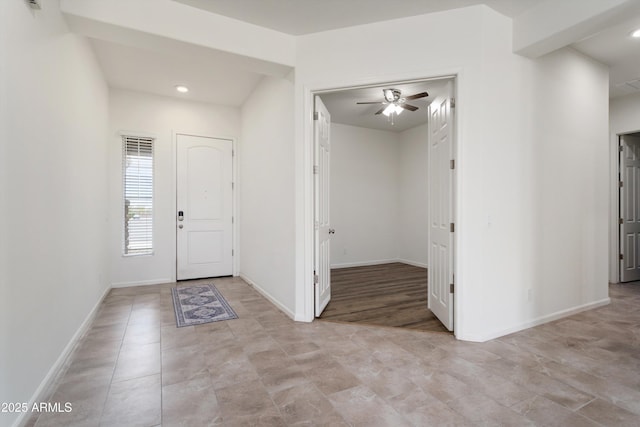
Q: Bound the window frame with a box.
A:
[121,134,155,257]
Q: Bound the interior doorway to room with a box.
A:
[176,134,234,281]
[618,132,640,282]
[312,78,456,332]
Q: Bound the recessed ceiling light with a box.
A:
[632,29,640,38]
[175,85,189,93]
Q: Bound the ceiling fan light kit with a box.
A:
[357,88,428,125]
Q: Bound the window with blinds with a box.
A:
[123,135,154,255]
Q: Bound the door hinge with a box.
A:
[619,145,624,152]
[232,149,235,156]
[314,221,319,230]
[231,182,235,189]
[620,218,624,225]
[314,273,319,284]
[232,249,234,256]
[313,165,319,174]
[313,112,319,120]
[450,283,454,293]
[620,253,624,260]
[450,97,456,109]
[27,0,41,9]
[232,216,234,224]
[450,223,455,232]
[450,159,455,170]
[620,181,624,188]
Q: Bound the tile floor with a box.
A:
[27,278,640,426]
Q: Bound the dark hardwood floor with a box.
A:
[319,262,450,333]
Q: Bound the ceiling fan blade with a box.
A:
[400,104,419,111]
[357,101,385,104]
[405,91,429,100]
[375,107,386,115]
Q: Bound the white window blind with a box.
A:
[123,136,154,255]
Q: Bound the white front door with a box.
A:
[176,134,233,280]
[428,95,454,331]
[314,96,331,316]
[620,134,640,282]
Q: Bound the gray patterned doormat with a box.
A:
[171,284,238,327]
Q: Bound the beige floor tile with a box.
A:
[512,395,600,427]
[162,373,222,426]
[112,342,161,382]
[30,281,640,427]
[328,385,412,427]
[578,398,640,426]
[446,392,534,426]
[101,374,161,427]
[162,344,208,387]
[215,379,279,419]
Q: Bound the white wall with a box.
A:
[108,89,240,287]
[240,75,296,316]
[399,124,429,267]
[329,122,429,268]
[0,2,110,427]
[609,93,640,283]
[329,123,400,267]
[294,5,610,341]
[0,1,9,423]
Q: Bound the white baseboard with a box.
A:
[330,259,400,269]
[331,258,428,269]
[398,259,428,269]
[239,273,296,320]
[14,285,111,427]
[455,297,611,343]
[111,278,172,288]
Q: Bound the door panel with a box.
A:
[177,135,233,280]
[428,95,454,331]
[620,134,640,282]
[315,96,331,316]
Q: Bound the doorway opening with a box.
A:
[617,132,640,283]
[310,77,456,333]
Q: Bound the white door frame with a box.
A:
[612,130,640,283]
[172,131,239,280]
[298,69,462,338]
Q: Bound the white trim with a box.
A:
[296,68,462,330]
[118,129,158,139]
[12,285,111,427]
[331,259,399,269]
[456,298,611,343]
[330,258,426,269]
[240,273,296,320]
[398,259,428,269]
[111,278,171,288]
[611,130,640,284]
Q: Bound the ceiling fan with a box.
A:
[356,88,429,116]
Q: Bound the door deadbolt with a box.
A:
[178,210,184,221]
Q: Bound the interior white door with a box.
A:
[620,134,640,282]
[428,95,454,331]
[314,96,331,316]
[176,134,233,280]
